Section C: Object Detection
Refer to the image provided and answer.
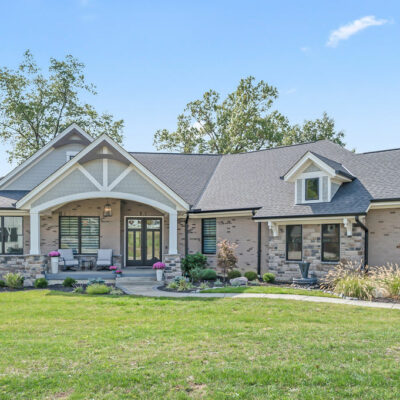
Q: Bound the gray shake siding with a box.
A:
[4,143,85,190]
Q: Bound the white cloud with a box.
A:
[327,16,388,47]
[300,46,310,53]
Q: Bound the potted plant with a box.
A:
[48,251,60,274]
[153,262,166,281]
[115,269,122,277]
[109,266,117,274]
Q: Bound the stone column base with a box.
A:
[164,254,182,281]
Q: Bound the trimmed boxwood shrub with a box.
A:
[228,269,241,279]
[200,269,217,281]
[263,272,276,283]
[63,277,77,287]
[244,271,258,281]
[34,278,48,288]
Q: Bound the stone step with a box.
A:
[117,276,158,284]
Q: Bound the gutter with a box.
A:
[184,213,189,256]
[253,212,367,220]
[355,216,368,270]
[189,207,261,214]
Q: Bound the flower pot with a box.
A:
[156,269,164,282]
[50,257,59,274]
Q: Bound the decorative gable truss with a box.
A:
[283,151,354,205]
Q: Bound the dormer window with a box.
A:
[305,178,319,201]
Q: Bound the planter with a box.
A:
[50,257,59,274]
[156,269,164,282]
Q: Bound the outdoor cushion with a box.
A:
[58,249,79,269]
[96,249,113,269]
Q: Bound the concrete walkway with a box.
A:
[117,283,400,310]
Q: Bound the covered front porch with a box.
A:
[27,197,182,271]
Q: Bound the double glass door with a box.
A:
[126,218,162,266]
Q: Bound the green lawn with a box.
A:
[201,285,338,297]
[1,291,399,399]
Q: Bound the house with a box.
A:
[0,124,399,281]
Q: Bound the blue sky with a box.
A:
[0,0,399,176]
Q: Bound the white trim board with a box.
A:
[17,134,189,211]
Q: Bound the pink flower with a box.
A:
[48,251,60,257]
[153,262,166,270]
[109,266,117,271]
[115,270,122,274]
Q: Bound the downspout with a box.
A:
[355,216,368,270]
[184,213,189,256]
[253,209,262,277]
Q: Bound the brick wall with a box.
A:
[367,208,400,266]
[267,223,364,282]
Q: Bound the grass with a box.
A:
[202,285,338,297]
[0,291,400,399]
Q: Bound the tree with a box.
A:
[0,50,124,164]
[217,240,238,280]
[154,76,345,153]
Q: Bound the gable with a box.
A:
[0,124,93,191]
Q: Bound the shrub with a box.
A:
[214,279,223,287]
[34,278,48,288]
[110,288,124,295]
[244,271,258,281]
[4,272,24,289]
[86,284,111,295]
[189,267,203,283]
[263,272,276,283]
[181,253,207,276]
[167,281,178,290]
[0,280,6,287]
[217,240,238,279]
[323,262,374,300]
[177,279,194,292]
[63,277,77,287]
[201,269,217,280]
[372,264,400,298]
[73,286,84,294]
[199,282,209,290]
[227,269,241,279]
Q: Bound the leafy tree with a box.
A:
[217,240,238,280]
[0,50,124,164]
[154,76,345,153]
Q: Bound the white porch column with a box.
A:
[30,211,41,255]
[168,210,178,254]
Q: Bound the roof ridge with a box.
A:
[359,147,400,155]
[192,155,224,207]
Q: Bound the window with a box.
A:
[66,151,78,162]
[305,177,319,201]
[59,216,100,254]
[202,218,216,254]
[0,216,23,254]
[321,224,340,262]
[286,225,302,261]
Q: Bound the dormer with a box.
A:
[283,152,354,205]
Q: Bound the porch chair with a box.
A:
[58,249,80,271]
[95,249,113,270]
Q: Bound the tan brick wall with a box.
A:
[367,208,400,266]
[267,223,364,281]
[39,198,122,255]
[185,216,263,275]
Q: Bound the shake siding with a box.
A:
[4,143,85,190]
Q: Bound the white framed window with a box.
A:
[66,151,79,162]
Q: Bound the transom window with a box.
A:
[59,216,100,254]
[305,177,319,201]
[0,216,23,255]
[286,225,302,261]
[202,218,216,254]
[321,224,340,262]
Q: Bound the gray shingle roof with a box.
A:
[130,141,400,218]
[0,191,30,209]
[130,152,221,206]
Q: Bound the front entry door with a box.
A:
[126,217,162,266]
